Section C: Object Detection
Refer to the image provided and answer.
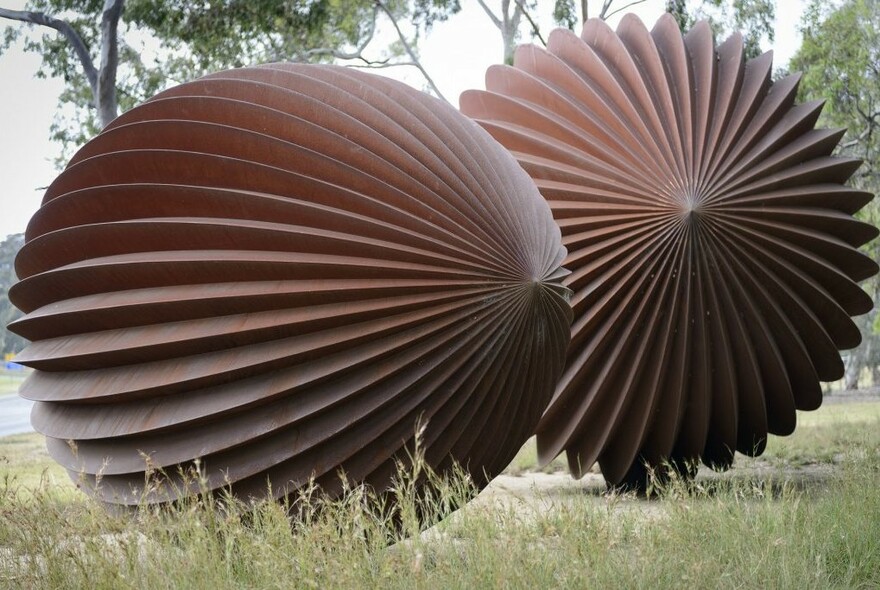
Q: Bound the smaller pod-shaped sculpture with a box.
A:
[461,14,879,486]
[9,64,572,507]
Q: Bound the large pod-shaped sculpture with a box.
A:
[9,64,572,506]
[461,14,878,486]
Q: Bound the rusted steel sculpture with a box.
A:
[461,14,879,487]
[9,64,572,506]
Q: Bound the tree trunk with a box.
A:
[844,309,877,390]
[96,0,124,127]
[845,345,865,390]
[501,0,523,65]
[0,1,123,128]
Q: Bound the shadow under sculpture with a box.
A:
[461,14,879,488]
[8,64,573,509]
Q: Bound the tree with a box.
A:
[0,233,26,356]
[792,0,880,179]
[1,0,460,160]
[790,0,880,389]
[1,0,124,140]
[665,0,775,59]
[0,1,462,354]
[125,0,459,99]
[553,0,651,24]
[476,0,648,66]
[476,0,539,65]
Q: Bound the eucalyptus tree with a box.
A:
[1,0,459,159]
[791,0,880,388]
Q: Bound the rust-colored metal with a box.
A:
[9,64,572,505]
[460,14,879,486]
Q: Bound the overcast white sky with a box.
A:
[0,0,807,239]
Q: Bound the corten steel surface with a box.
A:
[9,64,572,506]
[460,14,879,486]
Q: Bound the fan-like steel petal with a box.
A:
[10,64,572,506]
[460,14,878,486]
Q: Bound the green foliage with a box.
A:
[3,2,105,163]
[666,0,693,29]
[667,0,776,59]
[553,0,578,30]
[411,0,460,32]
[791,0,880,183]
[1,0,461,163]
[791,0,880,365]
[125,0,376,71]
[727,0,775,57]
[0,234,26,356]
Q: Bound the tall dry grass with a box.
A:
[1,404,878,589]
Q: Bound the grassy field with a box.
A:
[0,370,27,397]
[1,400,878,588]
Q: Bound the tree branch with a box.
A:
[375,0,448,103]
[349,60,418,70]
[0,7,98,96]
[475,0,502,30]
[601,0,647,20]
[854,102,880,127]
[302,6,379,61]
[840,126,872,150]
[507,0,518,31]
[514,0,546,46]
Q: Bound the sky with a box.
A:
[0,0,808,239]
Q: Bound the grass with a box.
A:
[0,370,27,397]
[506,400,880,473]
[503,436,571,475]
[0,399,878,589]
[745,401,880,468]
[0,433,70,496]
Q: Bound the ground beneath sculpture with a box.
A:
[477,393,878,515]
[1,398,877,588]
[479,461,836,513]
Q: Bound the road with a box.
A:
[0,394,33,437]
